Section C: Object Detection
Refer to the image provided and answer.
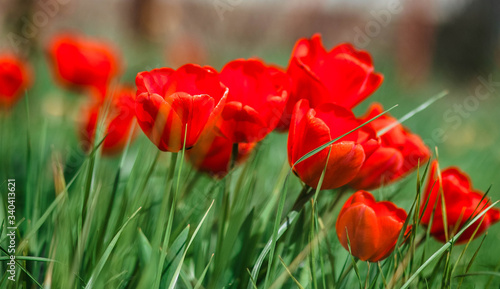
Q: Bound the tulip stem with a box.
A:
[230,142,239,169]
[291,186,315,212]
[387,233,426,288]
[212,143,239,287]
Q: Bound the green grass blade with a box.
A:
[400,201,499,289]
[247,210,299,289]
[293,105,398,167]
[278,256,305,289]
[168,200,215,289]
[193,254,214,289]
[85,207,142,289]
[378,90,448,136]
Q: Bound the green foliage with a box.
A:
[1,59,500,289]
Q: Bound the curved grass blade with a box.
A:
[247,209,299,289]
[85,207,142,289]
[167,200,215,289]
[378,90,448,136]
[278,256,305,289]
[292,105,398,168]
[193,254,214,289]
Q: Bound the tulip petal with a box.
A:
[136,68,175,96]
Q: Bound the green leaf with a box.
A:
[85,207,142,289]
[167,200,215,289]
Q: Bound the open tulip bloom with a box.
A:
[135,64,228,152]
[336,191,408,262]
[420,161,500,243]
[288,99,379,189]
[278,33,383,130]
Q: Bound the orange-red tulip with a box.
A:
[349,103,431,190]
[336,191,408,262]
[80,85,136,155]
[218,59,289,143]
[48,33,121,99]
[420,161,500,243]
[0,53,32,109]
[277,34,383,130]
[185,131,255,178]
[135,64,227,152]
[288,99,379,189]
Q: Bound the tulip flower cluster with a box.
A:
[47,33,136,155]
[5,31,497,265]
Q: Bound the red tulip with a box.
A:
[135,64,227,152]
[420,161,500,243]
[217,59,289,143]
[277,34,383,130]
[336,191,408,262]
[185,131,255,178]
[288,99,379,189]
[0,53,32,109]
[48,33,121,99]
[80,85,137,155]
[349,103,431,190]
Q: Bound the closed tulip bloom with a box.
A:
[288,99,379,189]
[48,33,121,99]
[185,130,255,178]
[420,161,500,243]
[218,59,289,143]
[80,85,137,155]
[135,64,227,152]
[277,34,383,130]
[336,191,408,262]
[349,103,431,190]
[0,53,32,109]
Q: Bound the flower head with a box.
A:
[0,53,32,109]
[420,161,500,243]
[336,191,408,262]
[135,64,227,152]
[278,34,383,130]
[288,99,379,189]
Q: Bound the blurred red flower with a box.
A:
[48,33,121,99]
[336,191,408,262]
[288,99,379,189]
[218,59,289,143]
[80,85,137,155]
[349,103,431,190]
[135,64,227,152]
[0,53,32,109]
[277,34,383,130]
[420,161,500,243]
[185,131,255,178]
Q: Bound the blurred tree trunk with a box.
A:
[130,0,154,38]
[434,0,500,83]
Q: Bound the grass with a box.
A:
[1,51,500,289]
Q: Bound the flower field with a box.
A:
[1,1,500,288]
